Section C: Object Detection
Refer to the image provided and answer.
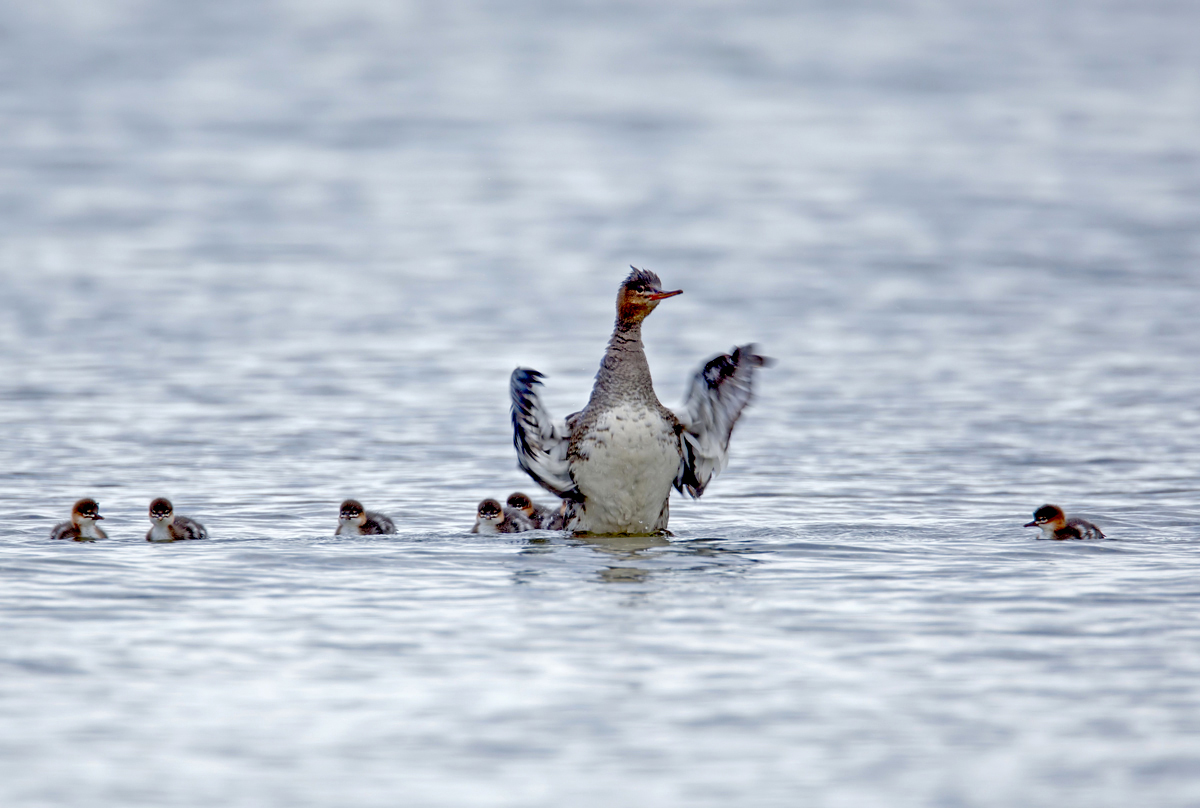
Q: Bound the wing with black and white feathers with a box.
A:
[673,344,772,498]
[364,512,397,535]
[510,368,583,501]
[1067,518,1105,540]
[174,515,208,540]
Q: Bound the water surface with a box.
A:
[2,1,1200,806]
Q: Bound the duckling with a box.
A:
[470,498,534,534]
[1024,504,1105,540]
[505,492,562,529]
[335,499,396,535]
[50,498,107,541]
[146,498,208,542]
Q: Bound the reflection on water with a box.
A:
[575,534,672,558]
[598,565,651,584]
[2,1,1200,806]
[516,533,748,585]
[580,533,677,584]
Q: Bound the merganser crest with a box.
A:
[511,267,771,535]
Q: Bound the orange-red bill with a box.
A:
[647,289,683,300]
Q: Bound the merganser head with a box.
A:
[1024,504,1067,531]
[148,497,176,526]
[617,267,682,326]
[339,499,367,527]
[476,498,505,526]
[72,498,104,526]
[506,492,535,517]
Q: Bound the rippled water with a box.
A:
[3,1,1200,806]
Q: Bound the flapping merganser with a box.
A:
[1024,504,1105,540]
[511,267,770,535]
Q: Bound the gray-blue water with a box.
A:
[3,2,1200,806]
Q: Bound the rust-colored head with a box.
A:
[340,499,367,526]
[149,498,175,524]
[506,492,534,516]
[72,498,103,523]
[477,498,504,523]
[616,267,682,327]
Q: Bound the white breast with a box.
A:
[571,401,680,534]
[473,519,500,535]
[147,522,174,542]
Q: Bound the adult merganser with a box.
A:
[146,498,208,542]
[470,498,534,534]
[506,492,563,529]
[511,267,771,535]
[1024,504,1105,540]
[50,498,107,541]
[335,499,396,535]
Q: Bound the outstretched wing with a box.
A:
[510,368,583,501]
[673,344,772,498]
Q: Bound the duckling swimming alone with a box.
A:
[335,499,396,535]
[50,498,107,541]
[1024,504,1105,540]
[146,498,208,542]
[506,492,563,529]
[511,267,771,535]
[471,498,534,534]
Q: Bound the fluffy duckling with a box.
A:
[505,492,564,529]
[50,498,107,541]
[146,498,208,542]
[335,499,396,535]
[1024,504,1105,540]
[471,498,534,534]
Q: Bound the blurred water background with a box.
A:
[2,1,1200,806]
